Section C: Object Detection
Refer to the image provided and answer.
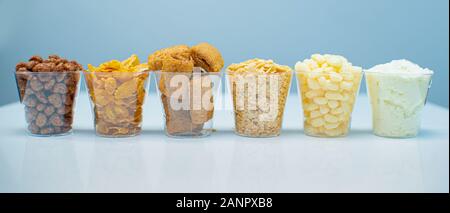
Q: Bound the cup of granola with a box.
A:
[148,43,224,138]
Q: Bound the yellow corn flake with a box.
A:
[121,54,141,69]
[105,107,116,122]
[104,77,117,94]
[88,55,148,73]
[114,105,129,118]
[98,60,122,72]
[114,78,138,99]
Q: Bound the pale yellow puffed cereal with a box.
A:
[325,91,343,100]
[311,118,325,127]
[324,67,335,73]
[324,114,339,123]
[327,100,339,109]
[313,97,328,105]
[305,90,324,99]
[318,76,329,87]
[295,61,310,72]
[305,59,319,70]
[307,78,321,90]
[311,54,326,64]
[329,72,343,82]
[326,82,339,91]
[304,103,319,111]
[310,110,322,118]
[320,105,330,114]
[324,122,339,130]
[296,54,362,137]
[331,107,344,115]
[326,56,343,68]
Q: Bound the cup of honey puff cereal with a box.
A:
[295,54,362,138]
[84,55,150,137]
[15,55,82,136]
[227,59,292,137]
[148,43,224,137]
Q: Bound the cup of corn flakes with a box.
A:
[295,54,362,137]
[227,59,292,137]
[148,43,224,138]
[84,55,150,137]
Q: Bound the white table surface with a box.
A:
[0,91,448,193]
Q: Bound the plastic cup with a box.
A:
[84,70,150,137]
[15,71,80,136]
[296,70,362,137]
[228,71,292,137]
[365,71,432,138]
[154,68,221,138]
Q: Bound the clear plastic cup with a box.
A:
[365,71,433,138]
[228,71,292,137]
[296,70,362,137]
[15,71,80,136]
[84,70,150,137]
[154,68,221,138]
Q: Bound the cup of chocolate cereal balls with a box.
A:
[15,55,82,136]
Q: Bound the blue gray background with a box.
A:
[1,0,448,107]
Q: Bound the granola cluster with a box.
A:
[15,55,81,136]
